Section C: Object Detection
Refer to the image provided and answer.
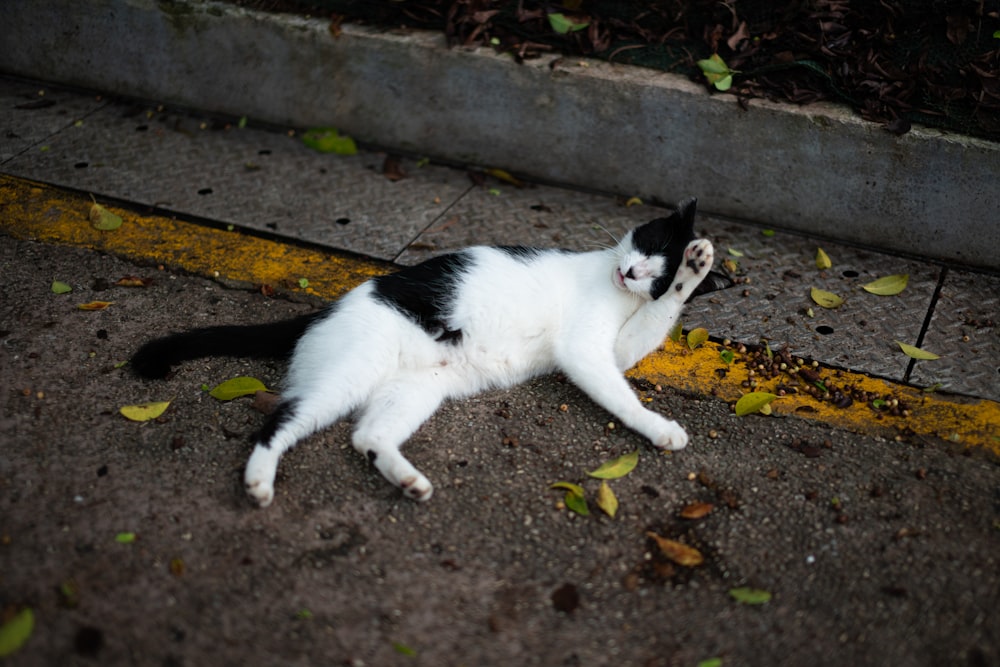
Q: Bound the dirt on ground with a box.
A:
[2,235,999,666]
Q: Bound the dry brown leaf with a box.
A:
[646,531,704,567]
[679,502,714,520]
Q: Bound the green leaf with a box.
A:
[595,480,618,518]
[896,341,940,360]
[209,376,269,400]
[727,248,744,257]
[89,202,123,231]
[0,608,34,657]
[301,127,357,155]
[697,53,730,75]
[551,482,590,516]
[392,641,417,657]
[712,74,733,91]
[815,247,832,270]
[586,450,639,479]
[994,29,1000,38]
[687,327,709,351]
[668,321,683,343]
[120,400,171,422]
[862,274,908,296]
[548,12,589,34]
[295,609,313,620]
[298,278,310,288]
[810,287,844,309]
[698,659,724,667]
[729,587,772,605]
[51,280,72,294]
[734,392,778,417]
[237,115,248,129]
[761,229,775,237]
[719,349,735,365]
[115,532,136,544]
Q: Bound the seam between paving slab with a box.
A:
[3,174,997,455]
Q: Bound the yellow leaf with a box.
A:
[120,400,171,422]
[862,274,908,296]
[810,287,843,309]
[77,300,114,311]
[486,168,525,187]
[896,341,940,360]
[586,450,638,479]
[668,321,683,343]
[687,327,709,350]
[646,532,704,567]
[596,480,618,518]
[208,376,269,401]
[734,392,778,417]
[680,502,714,519]
[815,247,832,270]
[625,196,643,207]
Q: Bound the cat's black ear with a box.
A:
[676,197,698,233]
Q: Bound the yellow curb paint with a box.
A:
[0,174,389,299]
[3,175,998,455]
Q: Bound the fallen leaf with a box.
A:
[77,300,114,311]
[727,248,744,257]
[761,229,775,237]
[625,196,643,207]
[862,274,908,296]
[729,586,772,604]
[486,168,525,187]
[120,401,171,421]
[51,280,72,294]
[697,53,733,91]
[646,532,704,567]
[687,327,709,350]
[115,532,136,544]
[734,392,778,417]
[383,155,406,181]
[548,12,589,34]
[719,349,735,365]
[586,450,638,479]
[815,247,832,270]
[680,501,714,519]
[298,278,310,289]
[697,659,723,667]
[668,321,683,343]
[301,127,357,155]
[896,341,941,360]
[295,609,313,620]
[596,480,618,518]
[209,377,269,401]
[551,482,590,515]
[810,287,843,309]
[0,608,34,657]
[392,641,417,657]
[57,580,81,608]
[169,558,185,576]
[89,200,123,231]
[115,276,152,287]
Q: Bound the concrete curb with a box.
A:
[1,0,998,270]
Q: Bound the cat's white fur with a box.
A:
[244,235,714,506]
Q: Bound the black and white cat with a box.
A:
[132,197,721,506]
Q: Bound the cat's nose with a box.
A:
[625,268,636,280]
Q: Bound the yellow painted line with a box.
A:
[0,174,389,298]
[3,174,998,455]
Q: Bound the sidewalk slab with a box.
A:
[1,0,998,270]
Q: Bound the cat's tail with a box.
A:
[131,310,325,379]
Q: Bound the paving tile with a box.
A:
[396,181,655,265]
[2,96,472,261]
[669,219,942,381]
[0,78,108,163]
[909,270,1000,401]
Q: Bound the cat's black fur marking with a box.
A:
[131,311,325,380]
[255,399,300,449]
[371,252,472,340]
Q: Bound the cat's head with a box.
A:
[615,197,698,300]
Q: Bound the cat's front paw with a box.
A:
[399,474,434,502]
[651,420,689,451]
[670,239,714,301]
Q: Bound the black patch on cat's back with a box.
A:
[372,252,471,342]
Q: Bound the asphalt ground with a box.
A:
[1,78,999,666]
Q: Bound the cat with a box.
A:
[131,197,723,507]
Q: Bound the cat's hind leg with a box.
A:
[244,395,352,507]
[351,375,448,501]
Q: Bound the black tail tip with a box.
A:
[130,340,173,380]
